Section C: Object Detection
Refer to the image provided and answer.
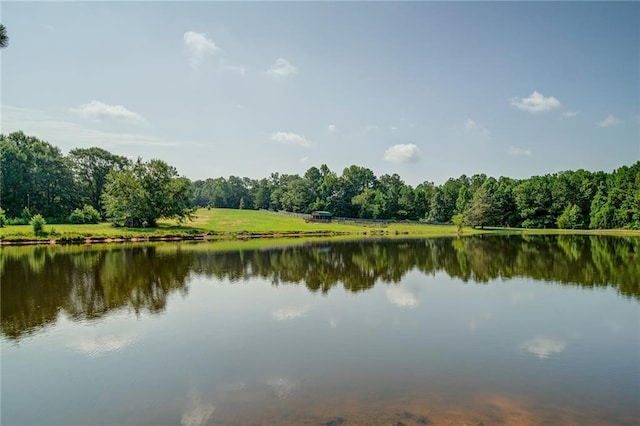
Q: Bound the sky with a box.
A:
[1,1,639,186]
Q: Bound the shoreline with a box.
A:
[0,230,360,246]
[2,227,639,246]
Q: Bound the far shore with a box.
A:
[2,208,639,246]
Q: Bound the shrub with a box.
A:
[31,214,47,236]
[0,208,6,227]
[21,207,32,223]
[68,209,85,224]
[68,205,101,224]
[82,205,101,223]
[7,217,29,225]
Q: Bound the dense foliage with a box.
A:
[192,163,639,229]
[0,132,193,227]
[1,131,638,229]
[102,158,194,227]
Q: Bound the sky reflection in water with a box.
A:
[1,235,639,425]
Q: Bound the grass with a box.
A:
[1,208,638,244]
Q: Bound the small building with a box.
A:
[310,211,333,222]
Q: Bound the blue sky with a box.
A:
[1,1,638,186]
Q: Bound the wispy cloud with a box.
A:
[383,143,420,164]
[69,101,147,125]
[385,285,418,308]
[520,336,566,359]
[267,58,298,78]
[3,105,202,149]
[464,119,490,137]
[181,390,216,426]
[184,31,220,70]
[561,110,579,119]
[299,156,309,163]
[327,124,337,133]
[67,334,136,357]
[596,114,619,128]
[271,131,312,147]
[271,305,309,321]
[511,91,561,113]
[507,146,532,157]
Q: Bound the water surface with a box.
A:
[1,235,639,425]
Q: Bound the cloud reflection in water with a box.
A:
[520,336,567,359]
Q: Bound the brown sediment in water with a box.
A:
[203,387,638,426]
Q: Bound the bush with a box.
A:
[7,217,29,225]
[31,214,47,236]
[21,207,32,222]
[68,209,85,224]
[0,208,6,227]
[68,205,101,224]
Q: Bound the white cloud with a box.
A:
[69,101,146,124]
[383,143,420,164]
[520,336,566,359]
[267,58,298,78]
[385,286,418,308]
[271,131,312,147]
[3,105,202,149]
[181,390,216,426]
[327,124,337,133]
[299,156,309,163]
[184,31,220,70]
[596,114,619,128]
[67,334,135,357]
[464,119,490,137]
[271,305,309,321]
[507,146,532,157]
[561,110,579,119]
[511,91,561,113]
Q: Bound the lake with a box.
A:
[1,235,639,425]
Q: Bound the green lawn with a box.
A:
[1,208,638,243]
[0,208,472,242]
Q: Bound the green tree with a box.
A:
[102,159,194,227]
[31,214,46,236]
[0,132,75,219]
[514,175,554,228]
[68,147,129,219]
[463,183,499,228]
[557,204,580,229]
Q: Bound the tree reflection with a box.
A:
[1,235,638,340]
[1,245,192,340]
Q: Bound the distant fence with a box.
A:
[260,209,448,226]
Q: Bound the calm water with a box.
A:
[1,235,639,425]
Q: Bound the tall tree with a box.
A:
[0,132,74,218]
[102,158,194,227]
[68,147,130,218]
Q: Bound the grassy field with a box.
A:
[1,208,638,244]
[0,208,475,243]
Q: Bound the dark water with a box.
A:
[1,235,639,425]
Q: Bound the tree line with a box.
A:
[191,161,639,230]
[1,131,638,229]
[0,131,192,227]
